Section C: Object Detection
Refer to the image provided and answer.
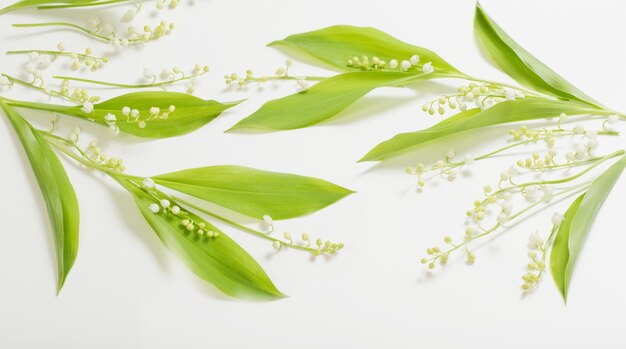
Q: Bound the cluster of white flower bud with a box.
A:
[264,214,344,256]
[224,60,311,91]
[522,231,548,290]
[422,82,523,116]
[346,53,435,75]
[147,197,221,239]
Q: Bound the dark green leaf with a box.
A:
[269,25,460,74]
[474,3,602,108]
[119,179,284,300]
[1,102,79,293]
[8,92,240,138]
[550,155,626,302]
[228,71,441,131]
[154,165,354,220]
[360,98,599,161]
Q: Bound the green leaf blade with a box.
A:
[229,71,437,131]
[0,0,101,13]
[120,179,284,300]
[474,3,602,108]
[269,25,460,74]
[1,102,79,293]
[8,92,240,138]
[550,155,626,302]
[360,98,598,161]
[153,165,354,220]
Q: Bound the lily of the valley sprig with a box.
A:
[4,1,178,55]
[0,88,353,299]
[233,3,625,302]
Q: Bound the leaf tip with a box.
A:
[266,40,284,47]
[224,99,247,108]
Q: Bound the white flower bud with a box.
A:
[81,101,94,113]
[422,62,434,74]
[104,113,116,122]
[123,8,137,21]
[551,212,564,226]
[409,54,420,65]
[142,177,155,189]
[149,204,160,213]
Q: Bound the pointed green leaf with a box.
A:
[360,98,600,161]
[1,102,79,293]
[229,71,441,131]
[8,92,240,138]
[119,179,284,300]
[269,25,460,74]
[153,165,354,220]
[474,3,602,108]
[550,155,626,302]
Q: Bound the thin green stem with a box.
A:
[515,150,624,188]
[13,22,111,42]
[173,196,318,253]
[37,0,132,10]
[41,131,139,181]
[429,182,590,263]
[53,71,209,89]
[1,73,82,103]
[6,50,107,62]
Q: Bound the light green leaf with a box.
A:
[269,25,460,74]
[119,179,284,300]
[550,155,626,302]
[228,71,440,131]
[1,102,79,293]
[360,98,599,161]
[474,3,602,108]
[0,0,98,13]
[153,165,354,220]
[8,92,240,138]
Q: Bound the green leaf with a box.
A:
[269,25,460,74]
[8,92,240,138]
[153,165,354,220]
[360,98,599,161]
[550,155,626,302]
[1,102,79,293]
[228,71,441,131]
[0,0,98,13]
[474,3,602,108]
[119,179,284,300]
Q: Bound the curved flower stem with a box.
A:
[426,182,591,264]
[37,0,132,10]
[53,71,209,89]
[1,73,83,104]
[419,130,619,178]
[42,131,141,181]
[173,196,325,253]
[6,50,107,62]
[250,75,327,83]
[480,150,625,207]
[13,22,112,43]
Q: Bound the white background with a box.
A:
[1,0,625,348]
